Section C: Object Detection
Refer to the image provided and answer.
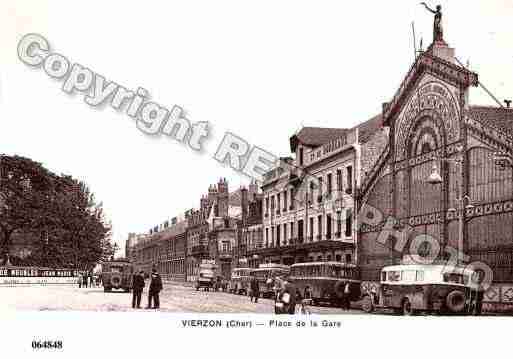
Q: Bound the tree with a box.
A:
[0,155,57,263]
[45,178,113,270]
[0,155,115,269]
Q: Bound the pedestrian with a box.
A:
[82,273,88,288]
[274,277,297,314]
[304,286,312,299]
[250,276,260,303]
[89,273,94,288]
[283,279,297,314]
[77,272,83,288]
[343,282,351,310]
[146,268,163,309]
[132,270,145,309]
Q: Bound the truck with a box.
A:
[101,259,134,293]
[195,260,224,291]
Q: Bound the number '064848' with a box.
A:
[31,340,63,350]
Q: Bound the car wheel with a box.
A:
[361,296,374,313]
[402,298,414,316]
[446,290,466,313]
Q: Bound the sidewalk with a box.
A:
[161,279,194,288]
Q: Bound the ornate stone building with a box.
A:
[185,178,252,281]
[240,183,264,268]
[358,30,513,306]
[249,119,385,266]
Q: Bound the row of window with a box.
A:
[264,211,353,248]
[156,260,185,276]
[305,253,352,263]
[260,253,352,265]
[290,265,357,279]
[264,166,353,216]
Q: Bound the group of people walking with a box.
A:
[131,268,163,309]
[248,276,308,314]
[77,272,99,288]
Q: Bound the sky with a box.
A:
[1,0,512,255]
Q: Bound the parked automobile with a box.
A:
[214,276,228,292]
[101,260,134,292]
[195,260,219,291]
[289,261,361,307]
[360,264,484,315]
[228,268,252,295]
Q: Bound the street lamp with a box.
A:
[493,152,513,170]
[428,153,473,265]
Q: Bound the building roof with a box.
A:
[468,105,513,138]
[158,220,188,240]
[290,127,348,152]
[289,114,385,153]
[355,114,384,144]
[228,189,242,206]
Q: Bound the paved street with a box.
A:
[0,283,359,314]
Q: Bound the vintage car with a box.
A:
[361,264,484,315]
[250,263,290,298]
[101,260,134,292]
[195,261,220,291]
[228,268,253,295]
[289,262,361,307]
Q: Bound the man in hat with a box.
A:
[146,267,163,309]
[250,275,260,303]
[132,270,145,309]
[274,276,297,314]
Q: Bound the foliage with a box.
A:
[0,155,116,269]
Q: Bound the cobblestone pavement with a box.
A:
[0,283,360,314]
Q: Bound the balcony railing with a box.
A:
[218,250,232,259]
[191,244,208,256]
[246,236,354,256]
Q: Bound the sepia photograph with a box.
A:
[1,0,513,357]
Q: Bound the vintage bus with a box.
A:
[250,263,290,298]
[360,264,484,315]
[196,260,225,291]
[289,262,361,307]
[228,268,253,295]
[101,260,134,292]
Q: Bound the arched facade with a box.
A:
[358,43,513,299]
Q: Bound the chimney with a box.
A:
[504,99,511,108]
[241,186,248,226]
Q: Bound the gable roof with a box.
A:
[355,114,384,144]
[290,127,348,152]
[468,105,513,138]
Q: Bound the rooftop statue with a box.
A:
[421,3,444,43]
